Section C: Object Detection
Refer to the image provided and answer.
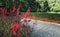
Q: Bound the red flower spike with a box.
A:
[10,4,16,16]
[12,23,21,35]
[16,4,21,19]
[12,4,16,12]
[10,9,13,16]
[22,7,31,19]
[17,4,21,15]
[5,8,7,14]
[1,8,5,17]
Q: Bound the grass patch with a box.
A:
[30,12,60,20]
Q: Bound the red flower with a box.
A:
[12,23,21,35]
[5,8,8,15]
[10,4,16,16]
[16,4,21,19]
[12,4,16,12]
[16,4,21,15]
[1,8,5,16]
[21,7,31,23]
[22,7,30,19]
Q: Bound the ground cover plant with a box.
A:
[0,4,32,37]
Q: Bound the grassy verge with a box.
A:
[30,12,60,20]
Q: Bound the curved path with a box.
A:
[21,19,60,37]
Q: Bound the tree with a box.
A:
[43,1,50,12]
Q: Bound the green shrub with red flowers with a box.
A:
[0,16,31,37]
[0,2,31,37]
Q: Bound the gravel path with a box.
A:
[21,19,60,37]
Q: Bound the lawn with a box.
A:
[30,12,60,20]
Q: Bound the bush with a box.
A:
[0,16,31,37]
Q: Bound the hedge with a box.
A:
[30,12,60,20]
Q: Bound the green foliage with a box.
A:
[31,12,60,20]
[36,0,60,12]
[0,17,30,37]
[36,0,50,12]
[0,0,40,12]
[47,0,60,12]
[43,1,50,12]
[0,0,60,12]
